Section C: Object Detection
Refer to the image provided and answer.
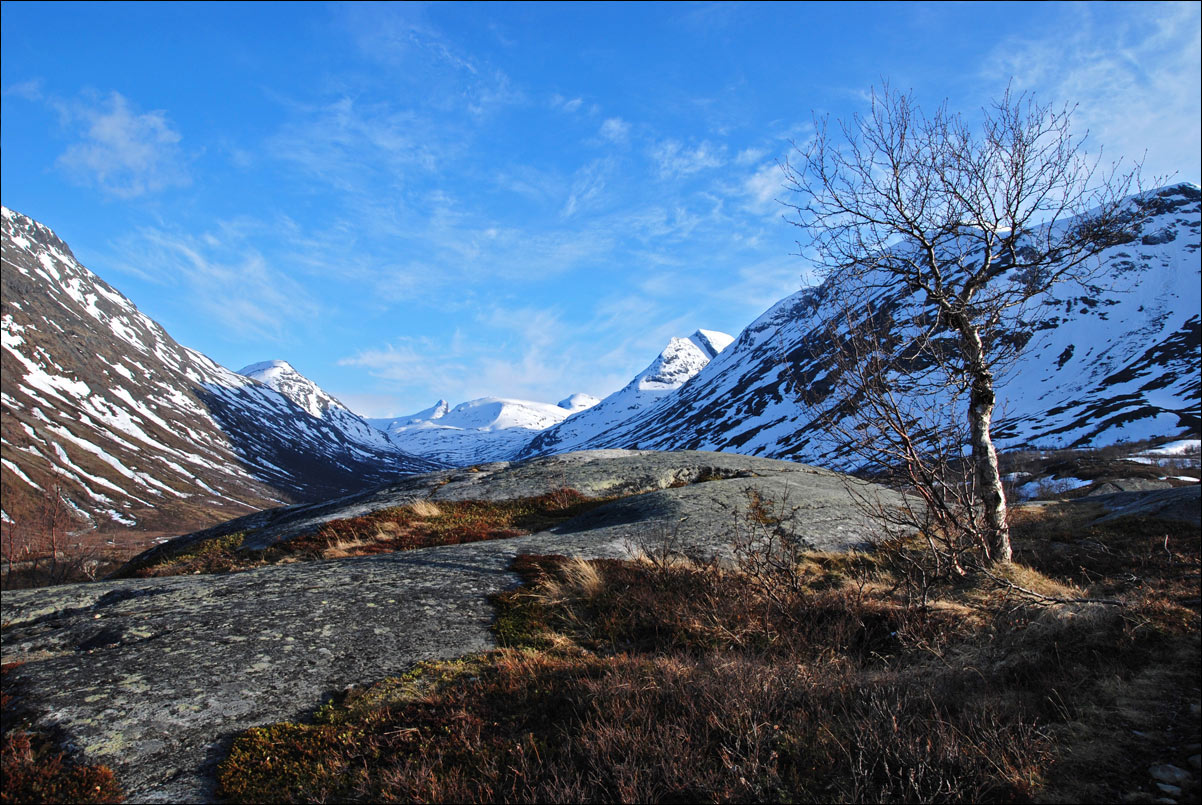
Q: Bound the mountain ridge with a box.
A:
[520,183,1201,463]
[519,328,736,458]
[1,206,441,538]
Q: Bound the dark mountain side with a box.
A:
[1,207,441,538]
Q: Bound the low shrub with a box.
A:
[129,489,610,578]
[214,500,1199,804]
[1,663,123,804]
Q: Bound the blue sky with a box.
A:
[3,1,1199,418]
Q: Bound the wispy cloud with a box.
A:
[341,305,583,405]
[744,162,785,210]
[648,138,725,178]
[268,97,442,191]
[552,93,585,113]
[53,91,190,198]
[108,223,321,343]
[562,159,610,218]
[340,3,524,117]
[735,146,767,165]
[981,2,1201,182]
[3,78,43,101]
[599,117,630,144]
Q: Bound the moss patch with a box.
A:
[121,530,247,578]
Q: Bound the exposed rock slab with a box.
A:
[2,451,900,803]
[1089,485,1201,526]
[120,449,862,558]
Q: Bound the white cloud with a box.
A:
[342,305,581,405]
[109,224,321,343]
[269,97,441,191]
[599,117,630,144]
[735,147,767,165]
[55,91,189,198]
[649,139,725,178]
[339,5,523,118]
[981,2,1201,183]
[561,159,610,218]
[340,338,471,399]
[744,162,784,209]
[3,79,43,101]
[552,94,584,113]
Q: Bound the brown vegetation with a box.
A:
[215,502,1200,803]
[123,488,609,578]
[0,664,123,804]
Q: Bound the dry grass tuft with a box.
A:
[407,499,443,519]
[537,556,604,603]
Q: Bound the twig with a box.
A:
[979,567,1123,607]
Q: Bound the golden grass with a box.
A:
[201,501,1199,804]
[407,499,443,519]
[122,489,611,578]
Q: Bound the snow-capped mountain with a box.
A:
[1,207,441,534]
[371,395,590,466]
[238,359,396,452]
[519,329,734,458]
[558,393,601,412]
[521,184,1200,462]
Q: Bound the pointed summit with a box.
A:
[691,329,736,359]
[519,328,735,458]
[239,360,340,419]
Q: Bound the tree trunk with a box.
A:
[959,322,1013,563]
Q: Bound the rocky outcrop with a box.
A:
[118,449,887,562]
[1,450,900,803]
[1088,484,1201,526]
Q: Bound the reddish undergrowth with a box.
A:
[216,506,1200,803]
[0,663,123,804]
[283,487,599,558]
[126,487,607,577]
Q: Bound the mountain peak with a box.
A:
[235,361,397,451]
[239,359,297,377]
[637,330,734,391]
[372,396,576,465]
[517,328,735,459]
[558,393,600,411]
[691,329,736,359]
[2,209,439,534]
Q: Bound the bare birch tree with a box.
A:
[783,86,1145,563]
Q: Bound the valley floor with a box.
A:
[4,493,1199,804]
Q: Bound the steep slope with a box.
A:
[524,184,1200,462]
[1,207,441,536]
[519,329,734,458]
[239,360,396,452]
[373,396,582,466]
